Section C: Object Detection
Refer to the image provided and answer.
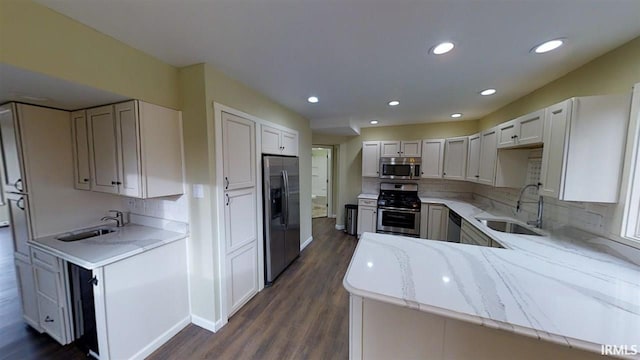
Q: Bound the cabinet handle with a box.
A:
[225,193,230,206]
[83,178,90,183]
[116,181,122,185]
[111,181,117,185]
[44,316,54,323]
[225,177,229,190]
[88,276,98,286]
[14,179,23,192]
[475,175,479,178]
[16,197,25,210]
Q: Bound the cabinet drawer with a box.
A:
[38,294,65,344]
[31,247,58,272]
[358,198,377,207]
[34,266,59,302]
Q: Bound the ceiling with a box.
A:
[30,0,640,134]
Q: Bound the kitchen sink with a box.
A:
[476,219,542,236]
[56,228,115,242]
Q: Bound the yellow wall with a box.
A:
[480,36,640,129]
[0,0,179,109]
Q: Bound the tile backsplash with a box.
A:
[121,194,189,223]
[362,177,474,200]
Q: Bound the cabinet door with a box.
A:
[517,109,545,145]
[496,119,518,148]
[223,112,256,190]
[15,256,41,330]
[420,139,444,178]
[465,134,481,182]
[478,128,498,186]
[357,206,377,236]
[427,205,448,241]
[380,141,401,157]
[114,101,142,197]
[281,130,298,156]
[401,141,421,157]
[224,187,258,316]
[362,141,380,177]
[7,193,31,261]
[261,125,281,155]
[540,101,570,198]
[0,103,27,193]
[71,111,91,190]
[87,105,118,194]
[419,203,429,239]
[443,137,468,180]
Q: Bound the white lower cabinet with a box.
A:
[420,204,449,240]
[14,256,41,331]
[357,199,377,237]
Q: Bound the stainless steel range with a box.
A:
[376,183,420,237]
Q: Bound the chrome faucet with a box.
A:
[101,210,125,227]
[516,183,544,228]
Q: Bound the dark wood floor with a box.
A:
[149,217,357,359]
[1,217,357,360]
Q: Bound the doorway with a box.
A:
[311,146,332,218]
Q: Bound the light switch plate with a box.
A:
[193,184,204,199]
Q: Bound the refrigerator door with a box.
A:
[263,156,286,283]
[0,103,27,193]
[282,157,301,265]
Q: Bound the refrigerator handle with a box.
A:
[282,170,289,229]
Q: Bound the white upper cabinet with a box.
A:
[540,95,630,203]
[0,103,27,193]
[420,139,444,178]
[443,136,468,180]
[261,125,298,156]
[71,111,91,190]
[478,127,498,186]
[223,112,256,190]
[380,140,421,157]
[85,101,184,198]
[465,133,481,182]
[497,109,545,149]
[362,141,381,177]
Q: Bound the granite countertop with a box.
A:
[344,196,640,358]
[30,222,187,270]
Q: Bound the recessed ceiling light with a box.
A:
[431,42,455,55]
[307,96,319,103]
[370,120,379,125]
[479,88,497,96]
[532,39,564,54]
[388,100,400,106]
[451,113,462,118]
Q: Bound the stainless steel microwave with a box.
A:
[379,157,421,179]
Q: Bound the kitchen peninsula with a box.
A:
[344,199,640,360]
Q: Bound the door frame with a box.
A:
[311,145,333,218]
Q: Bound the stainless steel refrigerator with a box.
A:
[263,155,300,285]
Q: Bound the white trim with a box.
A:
[622,83,640,244]
[335,224,345,231]
[312,145,334,217]
[129,316,191,360]
[191,314,218,333]
[301,236,313,251]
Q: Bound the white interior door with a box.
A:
[312,148,328,218]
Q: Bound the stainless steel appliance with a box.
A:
[376,183,420,237]
[263,155,300,285]
[379,157,421,180]
[447,210,461,243]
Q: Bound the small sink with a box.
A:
[476,219,542,236]
[56,228,115,242]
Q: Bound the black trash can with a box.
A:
[345,204,358,236]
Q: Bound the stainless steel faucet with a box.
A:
[516,183,544,228]
[101,210,125,227]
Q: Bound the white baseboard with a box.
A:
[191,314,218,333]
[0,220,9,227]
[335,224,345,231]
[130,316,191,360]
[301,236,313,251]
[328,214,336,219]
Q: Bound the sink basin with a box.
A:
[476,219,542,236]
[56,228,115,242]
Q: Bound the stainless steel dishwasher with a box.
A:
[447,210,461,243]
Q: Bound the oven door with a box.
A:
[376,207,420,236]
